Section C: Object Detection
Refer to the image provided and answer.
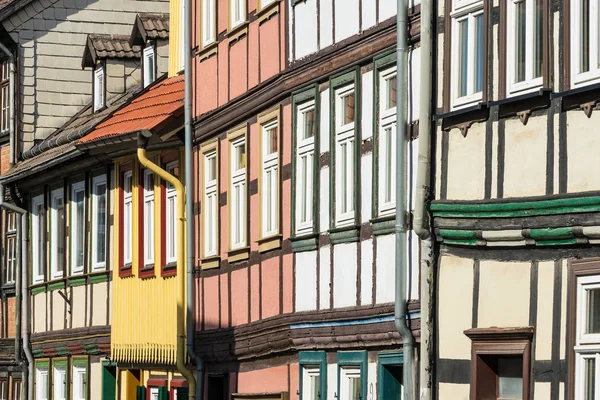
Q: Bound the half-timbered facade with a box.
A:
[192,0,421,398]
[432,0,600,398]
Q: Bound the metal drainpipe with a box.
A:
[395,0,415,398]
[413,0,434,399]
[0,42,15,166]
[137,132,197,400]
[0,184,32,400]
[183,0,205,395]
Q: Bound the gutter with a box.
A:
[0,184,33,400]
[395,0,415,398]
[0,41,15,166]
[137,131,197,400]
[183,0,204,392]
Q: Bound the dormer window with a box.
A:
[143,45,156,88]
[93,65,105,111]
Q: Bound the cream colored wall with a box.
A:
[92,282,108,326]
[445,122,486,200]
[567,111,600,192]
[438,383,470,400]
[33,292,46,333]
[535,261,554,361]
[72,286,86,328]
[51,289,66,330]
[90,360,102,400]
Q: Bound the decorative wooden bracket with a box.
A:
[517,110,531,125]
[57,289,72,314]
[457,121,473,137]
[581,101,597,118]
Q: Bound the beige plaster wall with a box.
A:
[446,122,486,200]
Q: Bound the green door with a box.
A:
[380,365,402,400]
[101,365,117,400]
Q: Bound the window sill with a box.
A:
[290,233,319,252]
[162,262,177,277]
[31,284,46,295]
[196,42,218,62]
[329,225,360,244]
[371,215,396,236]
[139,265,156,279]
[228,246,250,263]
[119,263,133,278]
[258,234,282,253]
[554,81,600,116]
[1,284,15,296]
[436,102,489,134]
[489,87,552,120]
[256,1,279,24]
[201,255,221,270]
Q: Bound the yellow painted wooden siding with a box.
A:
[168,0,184,77]
[111,157,185,365]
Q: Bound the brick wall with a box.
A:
[0,144,9,175]
[6,297,15,338]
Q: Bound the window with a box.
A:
[94,65,105,111]
[294,99,316,236]
[229,135,246,250]
[70,181,85,275]
[13,380,22,400]
[334,84,356,227]
[340,367,361,400]
[36,365,49,400]
[143,169,155,266]
[571,0,600,86]
[230,0,245,29]
[202,0,216,46]
[465,327,532,400]
[259,0,274,8]
[150,388,159,400]
[337,352,366,400]
[72,361,87,400]
[91,175,107,271]
[50,188,65,280]
[450,1,484,108]
[302,367,321,400]
[123,170,133,266]
[53,363,67,400]
[202,149,218,259]
[0,380,6,400]
[165,162,178,265]
[261,119,279,238]
[4,212,16,285]
[299,351,326,400]
[506,0,543,95]
[377,67,397,216]
[143,45,156,88]
[576,275,600,399]
[31,194,45,284]
[1,61,9,134]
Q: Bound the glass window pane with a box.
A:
[385,127,393,203]
[341,142,347,213]
[207,156,216,182]
[96,184,106,264]
[475,13,484,93]
[386,76,397,110]
[349,377,360,400]
[458,18,469,97]
[588,288,600,333]
[342,93,355,124]
[498,357,523,399]
[235,143,246,170]
[585,357,596,400]
[56,197,65,273]
[37,204,45,276]
[303,109,315,140]
[76,190,84,267]
[515,0,526,83]
[266,126,278,155]
[533,0,543,78]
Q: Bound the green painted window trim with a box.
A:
[299,351,327,400]
[69,277,87,288]
[330,68,361,230]
[377,352,403,400]
[48,281,66,291]
[73,358,88,368]
[35,361,49,369]
[337,351,367,400]
[90,272,110,284]
[290,234,319,253]
[291,85,320,238]
[372,49,397,219]
[53,359,68,369]
[31,285,46,295]
[329,225,360,244]
[371,215,395,236]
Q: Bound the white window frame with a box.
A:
[70,181,86,276]
[302,366,321,400]
[143,169,155,266]
[72,365,86,400]
[230,0,246,29]
[450,2,485,109]
[143,45,156,88]
[31,194,45,284]
[260,0,274,8]
[339,366,362,400]
[230,136,246,250]
[378,67,397,216]
[53,365,66,400]
[334,84,356,227]
[166,162,178,264]
[506,0,544,96]
[123,170,133,265]
[93,65,104,111]
[575,274,600,400]
[50,188,65,280]
[202,0,216,47]
[295,100,315,236]
[0,379,6,400]
[203,151,218,258]
[5,212,16,285]
[571,0,600,87]
[91,174,107,271]
[1,62,10,134]
[261,119,279,238]
[36,366,49,400]
[150,387,159,400]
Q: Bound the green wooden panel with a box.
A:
[299,351,327,400]
[177,388,189,400]
[377,352,403,400]
[158,386,169,400]
[102,366,116,400]
[136,386,146,400]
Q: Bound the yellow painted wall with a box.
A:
[169,0,184,76]
[111,154,186,365]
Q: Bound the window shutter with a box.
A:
[158,386,169,400]
[176,388,189,400]
[136,386,146,400]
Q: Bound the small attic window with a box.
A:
[143,45,156,88]
[93,65,105,111]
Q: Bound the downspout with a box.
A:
[414,0,434,399]
[183,0,205,394]
[395,0,415,399]
[0,184,32,400]
[137,132,197,400]
[0,42,15,166]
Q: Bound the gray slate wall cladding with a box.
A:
[3,0,169,152]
